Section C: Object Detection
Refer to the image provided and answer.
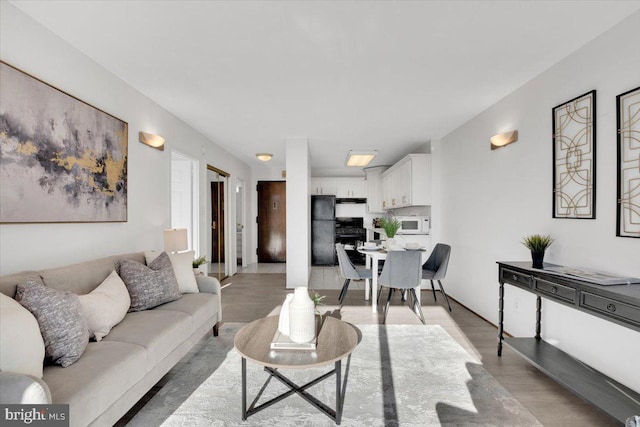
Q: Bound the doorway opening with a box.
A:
[236,179,246,268]
[170,151,199,252]
[207,165,230,281]
[257,181,286,263]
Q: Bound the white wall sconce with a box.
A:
[490,130,518,150]
[256,153,273,162]
[345,150,378,167]
[163,228,188,253]
[139,131,165,151]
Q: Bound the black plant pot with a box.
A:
[531,251,545,269]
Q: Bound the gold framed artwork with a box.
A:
[0,61,128,223]
[552,90,596,219]
[616,86,640,238]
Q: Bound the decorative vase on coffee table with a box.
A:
[278,293,294,335]
[288,287,315,343]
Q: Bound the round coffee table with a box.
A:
[234,315,359,425]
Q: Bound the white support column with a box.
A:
[285,137,310,288]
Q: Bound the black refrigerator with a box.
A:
[311,195,336,266]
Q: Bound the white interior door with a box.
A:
[170,151,199,252]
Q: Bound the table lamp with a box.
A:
[163,228,188,253]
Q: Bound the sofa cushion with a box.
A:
[102,310,192,366]
[109,252,146,266]
[153,293,219,328]
[0,271,43,298]
[79,271,131,341]
[119,252,182,312]
[43,340,147,427]
[145,250,199,294]
[40,257,117,295]
[0,293,45,378]
[15,282,89,368]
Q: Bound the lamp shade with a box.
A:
[164,228,188,252]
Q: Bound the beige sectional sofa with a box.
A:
[0,252,222,427]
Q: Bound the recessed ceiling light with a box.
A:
[256,153,273,161]
[345,150,378,167]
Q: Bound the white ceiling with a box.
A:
[10,1,640,176]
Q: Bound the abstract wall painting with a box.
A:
[616,86,640,238]
[0,61,128,223]
[552,90,596,219]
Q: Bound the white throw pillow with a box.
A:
[145,251,199,294]
[0,293,45,378]
[78,271,131,341]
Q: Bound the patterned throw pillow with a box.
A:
[145,250,199,293]
[119,251,182,312]
[15,281,90,368]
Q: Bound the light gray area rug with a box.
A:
[127,323,541,426]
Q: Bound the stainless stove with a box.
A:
[335,217,366,265]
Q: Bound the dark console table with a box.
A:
[497,261,640,425]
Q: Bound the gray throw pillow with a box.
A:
[15,281,90,368]
[119,251,182,312]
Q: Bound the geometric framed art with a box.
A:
[552,90,596,219]
[0,61,128,223]
[616,86,640,238]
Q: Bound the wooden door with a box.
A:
[257,181,286,262]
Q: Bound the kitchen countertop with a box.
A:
[365,226,385,233]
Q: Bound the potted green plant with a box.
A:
[521,234,554,268]
[379,217,401,248]
[192,255,208,275]
[311,292,326,335]
[311,292,326,314]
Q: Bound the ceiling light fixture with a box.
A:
[256,153,273,162]
[139,131,165,151]
[345,150,378,167]
[490,130,518,150]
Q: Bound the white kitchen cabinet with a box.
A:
[310,178,337,195]
[311,178,366,197]
[364,166,388,212]
[381,154,431,209]
[381,167,395,209]
[335,178,366,198]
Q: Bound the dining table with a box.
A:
[356,246,429,313]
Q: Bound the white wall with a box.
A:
[285,138,310,288]
[0,2,252,275]
[435,12,640,391]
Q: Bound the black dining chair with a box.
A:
[335,243,372,309]
[422,243,452,312]
[378,250,425,324]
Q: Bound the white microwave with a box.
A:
[396,216,430,234]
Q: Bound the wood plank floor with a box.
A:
[221,272,616,426]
